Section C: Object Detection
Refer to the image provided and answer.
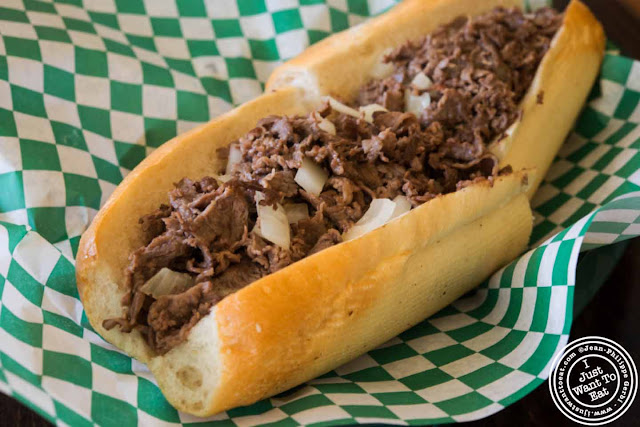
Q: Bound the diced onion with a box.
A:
[139,268,194,299]
[370,62,394,80]
[343,198,396,241]
[312,111,336,135]
[370,48,394,79]
[318,119,336,135]
[255,192,290,249]
[355,199,396,227]
[411,72,432,90]
[359,103,388,123]
[295,157,329,196]
[324,96,360,119]
[391,195,411,219]
[225,144,242,175]
[404,90,431,116]
[284,203,309,224]
[215,174,233,183]
[254,191,264,204]
[323,96,384,124]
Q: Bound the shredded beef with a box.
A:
[358,7,561,163]
[147,260,266,353]
[260,170,299,197]
[309,229,342,255]
[104,6,561,353]
[139,205,170,244]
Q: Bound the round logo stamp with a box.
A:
[549,336,637,425]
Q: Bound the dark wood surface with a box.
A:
[1,0,639,426]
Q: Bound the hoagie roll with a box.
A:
[77,0,604,416]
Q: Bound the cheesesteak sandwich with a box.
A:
[77,0,604,416]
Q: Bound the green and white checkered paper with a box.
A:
[1,0,639,425]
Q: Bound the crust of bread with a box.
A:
[267,0,523,98]
[492,0,605,197]
[76,0,604,417]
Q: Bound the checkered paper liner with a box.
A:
[0,0,639,425]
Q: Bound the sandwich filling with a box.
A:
[104,6,561,354]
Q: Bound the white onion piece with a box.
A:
[356,198,396,226]
[312,111,336,135]
[391,195,411,219]
[343,198,396,241]
[295,157,328,196]
[318,119,336,135]
[370,48,394,79]
[215,174,233,183]
[359,103,388,123]
[324,96,384,124]
[411,72,432,90]
[324,96,360,119]
[370,62,394,79]
[252,194,267,240]
[139,268,194,299]
[404,90,431,116]
[226,144,242,175]
[255,193,290,249]
[255,191,266,203]
[284,203,309,224]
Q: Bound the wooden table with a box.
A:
[1,0,638,425]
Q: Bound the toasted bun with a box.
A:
[76,0,604,416]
